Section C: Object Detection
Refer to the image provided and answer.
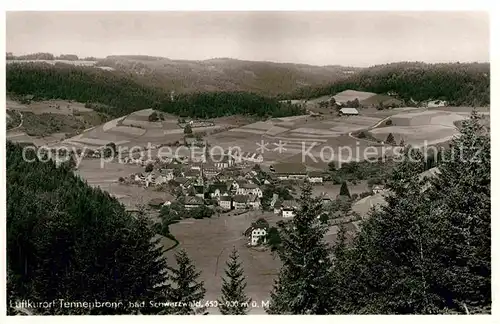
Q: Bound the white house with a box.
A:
[282,208,296,218]
[212,155,235,170]
[281,200,299,218]
[219,196,232,210]
[250,228,267,246]
[236,183,263,198]
[427,100,447,108]
[372,185,386,194]
[339,108,359,116]
[307,171,324,183]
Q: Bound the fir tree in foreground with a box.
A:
[386,132,396,145]
[267,183,335,314]
[168,250,207,315]
[339,181,351,198]
[6,142,170,315]
[217,247,251,315]
[330,111,491,314]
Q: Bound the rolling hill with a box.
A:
[94,56,360,96]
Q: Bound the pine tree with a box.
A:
[386,132,396,145]
[168,250,207,315]
[339,181,351,198]
[427,110,491,312]
[184,124,193,135]
[267,183,335,314]
[6,142,171,315]
[217,247,251,315]
[328,112,491,314]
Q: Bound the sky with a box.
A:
[6,11,490,67]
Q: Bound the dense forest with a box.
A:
[6,63,305,118]
[95,55,356,95]
[6,142,169,314]
[268,112,490,314]
[286,62,490,106]
[6,142,214,315]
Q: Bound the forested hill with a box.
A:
[6,142,169,314]
[95,55,358,96]
[6,62,305,118]
[286,62,490,106]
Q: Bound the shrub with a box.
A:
[145,163,154,173]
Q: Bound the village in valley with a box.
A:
[8,83,488,310]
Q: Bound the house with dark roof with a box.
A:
[281,200,300,218]
[219,196,232,210]
[270,163,307,180]
[236,183,263,197]
[183,169,201,179]
[233,195,250,209]
[184,195,204,209]
[192,185,205,198]
[233,194,260,210]
[244,221,269,246]
[208,183,230,199]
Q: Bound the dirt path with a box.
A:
[347,114,391,143]
[7,110,23,132]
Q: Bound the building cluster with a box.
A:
[124,151,327,214]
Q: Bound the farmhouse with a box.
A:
[244,224,268,246]
[307,171,324,183]
[218,196,232,210]
[233,195,250,209]
[427,100,448,108]
[372,185,386,194]
[271,163,307,180]
[208,183,230,199]
[148,198,165,209]
[339,108,359,116]
[184,196,204,209]
[236,183,263,198]
[233,194,260,210]
[211,154,235,170]
[281,200,299,218]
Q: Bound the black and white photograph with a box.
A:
[3,7,492,317]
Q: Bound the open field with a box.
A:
[74,159,174,209]
[7,59,98,66]
[6,98,111,144]
[207,113,394,166]
[6,98,94,115]
[332,90,377,103]
[368,110,466,145]
[166,211,281,314]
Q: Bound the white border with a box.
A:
[1,1,498,324]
